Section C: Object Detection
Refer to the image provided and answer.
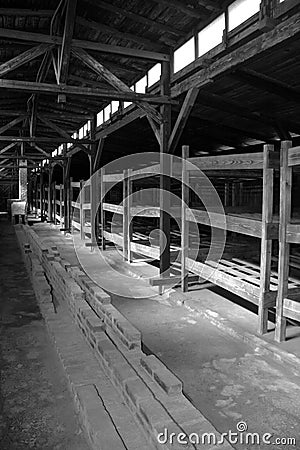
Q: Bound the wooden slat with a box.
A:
[275,141,293,342]
[287,146,300,167]
[188,152,265,171]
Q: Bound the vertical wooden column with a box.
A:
[123,169,133,262]
[159,59,172,283]
[63,152,71,231]
[48,164,53,222]
[69,177,73,230]
[80,180,85,240]
[275,140,292,342]
[258,144,275,334]
[39,170,44,220]
[89,154,97,248]
[59,184,64,227]
[181,145,189,292]
[100,168,106,250]
[123,170,129,261]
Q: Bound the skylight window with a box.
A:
[198,14,225,57]
[174,37,195,73]
[148,63,161,87]
[228,0,260,31]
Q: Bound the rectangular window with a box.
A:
[174,37,195,73]
[104,105,111,122]
[198,14,225,57]
[135,75,147,93]
[97,110,104,126]
[228,0,260,31]
[148,63,161,87]
[79,127,84,139]
[111,101,119,114]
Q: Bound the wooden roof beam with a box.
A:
[0,78,173,105]
[172,10,300,97]
[0,136,95,144]
[169,87,199,154]
[150,0,209,19]
[71,47,163,123]
[0,9,54,17]
[37,114,88,154]
[0,43,53,77]
[0,115,27,135]
[59,0,78,84]
[76,17,168,52]
[196,91,300,136]
[83,0,185,37]
[0,27,169,61]
[232,68,300,104]
[0,142,18,155]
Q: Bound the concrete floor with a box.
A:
[113,295,299,450]
[0,221,89,449]
[32,223,300,450]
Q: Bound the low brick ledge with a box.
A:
[16,224,233,450]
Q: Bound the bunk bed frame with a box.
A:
[100,144,286,335]
[275,141,300,342]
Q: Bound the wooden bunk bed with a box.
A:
[99,144,300,336]
[275,141,300,342]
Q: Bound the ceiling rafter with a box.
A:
[83,0,185,37]
[71,47,163,124]
[0,43,53,77]
[76,16,169,52]
[0,27,169,61]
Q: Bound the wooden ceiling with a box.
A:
[0,0,300,180]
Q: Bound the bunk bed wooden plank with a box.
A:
[103,203,124,214]
[286,224,300,243]
[188,152,265,171]
[287,146,300,167]
[275,141,293,342]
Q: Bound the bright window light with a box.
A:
[111,101,119,114]
[53,149,57,156]
[97,110,104,126]
[79,127,84,139]
[124,86,135,109]
[148,63,161,87]
[174,37,195,73]
[135,75,147,93]
[228,0,260,31]
[198,14,225,57]
[104,105,111,121]
[87,120,91,132]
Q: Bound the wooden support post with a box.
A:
[59,184,64,227]
[48,165,53,222]
[69,177,73,230]
[275,141,292,342]
[39,170,44,220]
[123,169,133,262]
[90,168,98,248]
[100,168,106,250]
[181,145,189,292]
[258,144,275,334]
[123,169,129,261]
[63,160,70,230]
[159,60,172,293]
[80,180,85,240]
